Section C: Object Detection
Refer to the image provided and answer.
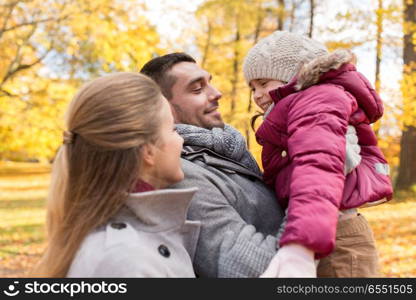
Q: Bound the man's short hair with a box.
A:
[140,53,196,99]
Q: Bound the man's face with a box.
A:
[168,62,224,129]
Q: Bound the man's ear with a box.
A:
[168,102,180,123]
[140,143,157,167]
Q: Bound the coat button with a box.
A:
[158,245,170,258]
[281,150,287,157]
[111,222,126,230]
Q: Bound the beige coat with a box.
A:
[67,188,201,278]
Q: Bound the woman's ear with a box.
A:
[140,143,157,167]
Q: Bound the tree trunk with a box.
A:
[246,4,265,149]
[201,21,212,69]
[396,0,416,190]
[277,0,285,30]
[308,0,314,38]
[375,0,383,94]
[373,0,383,136]
[288,0,301,32]
[230,16,240,113]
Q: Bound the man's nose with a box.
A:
[208,84,222,102]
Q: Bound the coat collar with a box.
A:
[121,187,198,232]
[269,78,298,103]
[269,63,383,123]
[269,64,357,103]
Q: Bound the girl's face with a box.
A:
[143,98,184,189]
[249,79,286,113]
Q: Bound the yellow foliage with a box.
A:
[0,0,162,160]
[401,63,416,128]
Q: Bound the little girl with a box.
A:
[243,31,393,277]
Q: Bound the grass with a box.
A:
[0,162,415,277]
[363,195,416,277]
[0,163,49,277]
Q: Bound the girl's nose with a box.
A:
[253,89,262,104]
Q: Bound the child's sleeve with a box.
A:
[279,88,353,258]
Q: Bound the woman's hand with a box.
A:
[260,243,316,277]
[344,125,361,175]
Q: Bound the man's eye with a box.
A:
[193,88,202,93]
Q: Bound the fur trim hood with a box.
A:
[296,49,356,91]
[270,49,383,124]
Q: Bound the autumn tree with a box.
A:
[195,0,313,157]
[0,0,73,160]
[0,0,161,161]
[0,0,69,98]
[196,0,269,155]
[321,0,403,176]
[396,0,416,190]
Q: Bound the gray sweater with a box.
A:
[170,124,284,277]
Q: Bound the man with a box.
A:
[141,53,284,277]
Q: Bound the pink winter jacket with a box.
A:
[255,53,393,258]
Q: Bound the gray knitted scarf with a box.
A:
[176,123,261,175]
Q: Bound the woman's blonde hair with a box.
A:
[33,72,163,277]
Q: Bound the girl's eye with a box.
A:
[261,81,268,86]
[193,88,202,93]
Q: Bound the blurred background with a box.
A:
[0,0,415,277]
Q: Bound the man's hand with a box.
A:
[260,243,316,278]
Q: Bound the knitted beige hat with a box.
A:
[243,31,328,84]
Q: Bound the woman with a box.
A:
[33,72,200,277]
